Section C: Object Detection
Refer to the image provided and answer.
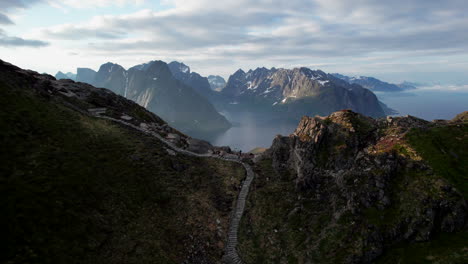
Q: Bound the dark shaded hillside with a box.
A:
[0,60,244,264]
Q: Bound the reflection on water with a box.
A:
[378,89,468,121]
[193,112,297,152]
[194,89,467,152]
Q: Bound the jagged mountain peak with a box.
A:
[233,68,246,76]
[221,66,386,118]
[168,61,191,74]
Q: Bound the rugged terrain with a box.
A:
[74,61,231,135]
[221,67,387,120]
[0,59,244,264]
[239,110,467,263]
[2,60,467,264]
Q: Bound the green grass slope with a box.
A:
[375,122,468,263]
[0,80,244,263]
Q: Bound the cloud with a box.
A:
[9,0,468,81]
[0,29,48,47]
[0,13,13,25]
[0,0,43,23]
[39,0,468,57]
[48,0,146,9]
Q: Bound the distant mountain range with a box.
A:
[71,61,231,135]
[168,61,213,98]
[220,67,387,119]
[332,73,417,92]
[55,71,76,80]
[57,61,402,134]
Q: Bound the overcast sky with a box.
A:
[1,0,467,84]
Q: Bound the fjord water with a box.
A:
[378,88,468,120]
[193,111,297,152]
[195,88,467,152]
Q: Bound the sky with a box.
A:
[1,0,468,84]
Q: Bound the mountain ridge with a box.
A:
[221,66,387,119]
[73,60,231,135]
[332,73,417,92]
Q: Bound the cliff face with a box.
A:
[73,61,231,135]
[221,67,386,118]
[239,110,467,263]
[168,61,213,97]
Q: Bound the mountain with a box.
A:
[398,81,422,89]
[1,60,467,264]
[168,61,212,97]
[75,67,96,83]
[221,67,386,119]
[73,61,231,135]
[208,75,226,91]
[0,59,244,263]
[239,110,467,263]
[93,62,127,96]
[55,71,76,80]
[333,73,417,92]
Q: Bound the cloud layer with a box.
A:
[0,29,48,47]
[2,0,468,82]
[0,0,49,46]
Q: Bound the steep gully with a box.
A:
[92,114,252,264]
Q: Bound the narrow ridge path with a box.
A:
[97,116,253,264]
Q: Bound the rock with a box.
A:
[186,138,212,154]
[258,110,467,263]
[165,148,176,156]
[121,115,133,121]
[166,133,181,142]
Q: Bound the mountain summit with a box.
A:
[72,60,231,135]
[221,67,386,119]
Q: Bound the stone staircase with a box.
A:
[93,115,255,263]
[222,163,254,264]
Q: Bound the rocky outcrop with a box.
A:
[241,110,466,263]
[452,111,468,123]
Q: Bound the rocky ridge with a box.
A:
[72,60,231,135]
[238,110,467,263]
[332,73,417,92]
[221,67,386,118]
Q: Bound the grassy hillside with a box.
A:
[0,81,245,263]
[375,122,468,263]
[237,115,467,263]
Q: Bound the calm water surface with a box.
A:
[196,89,467,152]
[377,89,468,121]
[195,112,297,152]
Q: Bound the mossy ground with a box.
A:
[238,158,359,263]
[238,122,467,263]
[374,124,468,263]
[0,83,245,263]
